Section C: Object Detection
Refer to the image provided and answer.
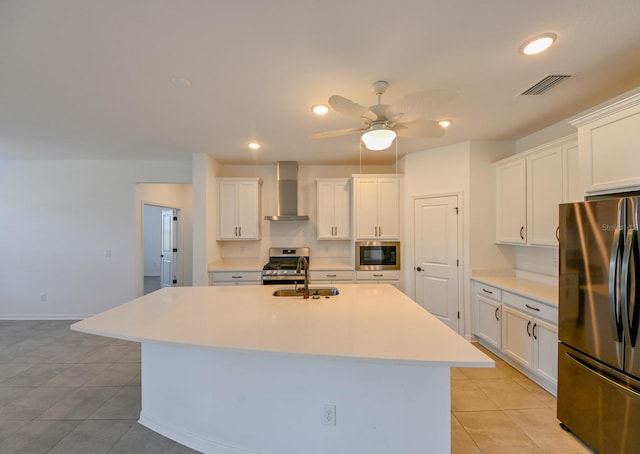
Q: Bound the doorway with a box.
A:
[413,194,461,332]
[143,204,180,294]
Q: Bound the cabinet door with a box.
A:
[317,181,336,239]
[533,318,558,385]
[377,178,400,239]
[476,296,501,350]
[496,160,526,244]
[354,178,379,239]
[502,305,534,368]
[562,140,581,203]
[333,180,351,239]
[527,147,563,246]
[237,181,259,239]
[218,181,239,239]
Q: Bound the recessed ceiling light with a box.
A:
[438,120,452,128]
[520,33,557,55]
[247,142,261,150]
[311,104,329,115]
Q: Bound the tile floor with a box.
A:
[0,320,593,453]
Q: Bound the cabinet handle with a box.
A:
[231,275,242,279]
[378,226,382,236]
[532,323,538,340]
[334,226,337,236]
[520,226,525,240]
[525,304,540,312]
[326,274,337,278]
[238,226,242,237]
[373,274,384,277]
[235,227,238,237]
[482,288,493,295]
[526,320,532,337]
[494,307,499,321]
[556,226,560,241]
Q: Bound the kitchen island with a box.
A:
[72,284,492,454]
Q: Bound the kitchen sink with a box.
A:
[272,287,339,297]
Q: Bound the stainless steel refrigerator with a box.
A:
[558,196,640,453]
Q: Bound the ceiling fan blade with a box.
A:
[386,89,457,124]
[309,127,363,139]
[329,95,377,121]
[394,119,445,138]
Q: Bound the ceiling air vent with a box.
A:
[520,75,571,95]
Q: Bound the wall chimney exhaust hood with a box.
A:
[264,161,309,221]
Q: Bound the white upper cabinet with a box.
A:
[353,175,401,240]
[571,92,640,194]
[217,178,262,240]
[316,178,351,240]
[495,135,577,247]
[496,159,527,244]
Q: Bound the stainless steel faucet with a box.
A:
[295,256,310,299]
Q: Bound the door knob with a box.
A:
[416,266,423,272]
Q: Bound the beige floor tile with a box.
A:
[506,408,592,454]
[451,414,481,454]
[512,376,557,409]
[471,378,549,410]
[451,367,468,380]
[451,380,500,412]
[454,410,544,454]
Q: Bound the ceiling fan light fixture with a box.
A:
[361,127,396,150]
[520,33,557,55]
[311,104,329,115]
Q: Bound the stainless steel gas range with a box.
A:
[261,247,310,285]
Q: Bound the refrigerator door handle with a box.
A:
[610,228,624,342]
[621,229,635,346]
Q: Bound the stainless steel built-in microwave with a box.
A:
[355,241,400,270]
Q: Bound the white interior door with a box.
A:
[414,195,460,332]
[160,209,177,287]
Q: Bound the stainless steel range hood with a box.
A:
[264,161,309,221]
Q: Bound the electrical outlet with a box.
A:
[323,404,336,425]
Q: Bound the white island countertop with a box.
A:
[72,284,491,368]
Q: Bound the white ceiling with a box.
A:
[1,0,639,165]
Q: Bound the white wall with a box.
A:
[0,159,191,319]
[399,140,515,338]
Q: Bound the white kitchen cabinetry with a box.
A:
[353,175,401,240]
[495,135,577,246]
[495,159,526,244]
[571,92,640,194]
[472,283,502,350]
[316,179,351,240]
[501,292,558,390]
[310,269,354,284]
[356,270,400,288]
[217,178,262,240]
[210,271,262,286]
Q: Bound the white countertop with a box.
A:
[471,274,558,306]
[72,284,491,368]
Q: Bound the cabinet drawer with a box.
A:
[474,282,502,302]
[502,291,557,324]
[211,271,262,283]
[310,270,354,281]
[356,270,400,281]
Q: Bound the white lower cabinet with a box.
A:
[356,270,400,288]
[472,283,502,350]
[210,271,262,286]
[472,279,558,395]
[310,270,354,284]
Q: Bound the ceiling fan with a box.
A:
[310,81,456,150]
